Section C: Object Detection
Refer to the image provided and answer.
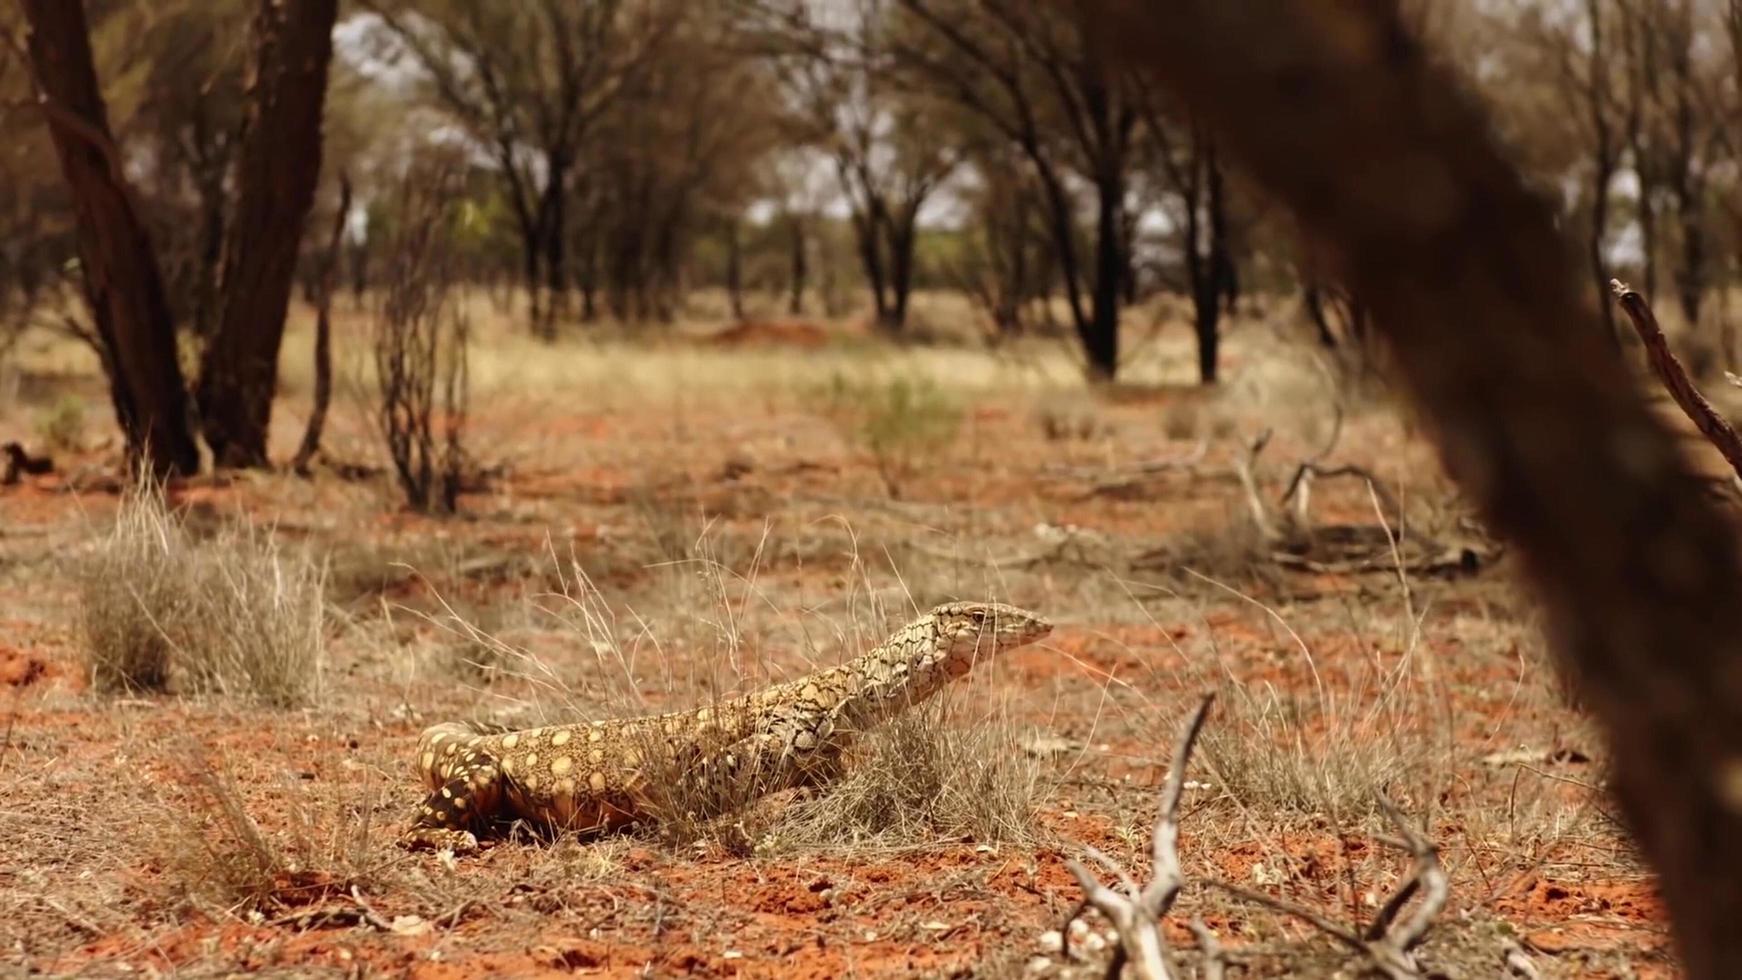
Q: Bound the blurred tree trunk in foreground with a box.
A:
[19,0,200,477]
[1085,0,1742,975]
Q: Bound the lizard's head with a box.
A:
[932,601,1052,660]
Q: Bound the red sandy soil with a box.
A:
[0,358,1678,978]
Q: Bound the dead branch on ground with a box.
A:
[1232,428,1276,540]
[1061,694,1216,980]
[1280,462,1404,533]
[1611,279,1742,483]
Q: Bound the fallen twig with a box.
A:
[1233,429,1276,540]
[1279,462,1403,532]
[1062,694,1215,980]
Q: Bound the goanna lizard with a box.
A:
[402,601,1051,852]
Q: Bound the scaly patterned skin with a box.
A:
[402,601,1052,852]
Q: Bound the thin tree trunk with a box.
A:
[20,0,200,477]
[292,175,350,475]
[350,236,367,306]
[196,0,338,468]
[1592,151,1618,344]
[725,216,744,321]
[850,209,891,328]
[788,212,808,316]
[1084,169,1124,380]
[520,224,544,327]
[890,214,918,331]
[541,155,569,332]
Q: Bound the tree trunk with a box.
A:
[577,233,599,323]
[724,216,744,321]
[21,0,200,477]
[540,154,569,333]
[196,0,338,468]
[1592,150,1618,344]
[191,174,226,340]
[889,215,918,331]
[1678,203,1705,328]
[519,222,545,327]
[1094,1,1742,973]
[350,236,367,306]
[850,209,891,328]
[1083,170,1124,380]
[292,175,350,475]
[788,213,808,316]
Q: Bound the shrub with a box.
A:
[35,394,86,451]
[75,478,324,706]
[373,154,470,514]
[808,373,963,498]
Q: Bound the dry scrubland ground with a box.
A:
[0,300,1689,978]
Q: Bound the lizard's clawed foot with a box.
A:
[400,827,480,855]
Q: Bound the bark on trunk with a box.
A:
[196,0,338,468]
[1092,2,1742,974]
[21,0,200,477]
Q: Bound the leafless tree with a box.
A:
[759,0,958,333]
[891,0,1138,379]
[1145,109,1236,382]
[361,0,681,334]
[372,157,468,515]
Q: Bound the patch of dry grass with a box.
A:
[143,743,396,920]
[74,478,325,706]
[760,702,1043,854]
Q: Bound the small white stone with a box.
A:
[1026,955,1054,975]
[1038,930,1064,953]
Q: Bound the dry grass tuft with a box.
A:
[1200,678,1431,820]
[74,477,325,706]
[148,745,387,917]
[759,703,1043,854]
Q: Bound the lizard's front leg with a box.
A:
[402,730,508,853]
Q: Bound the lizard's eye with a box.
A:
[968,609,987,626]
